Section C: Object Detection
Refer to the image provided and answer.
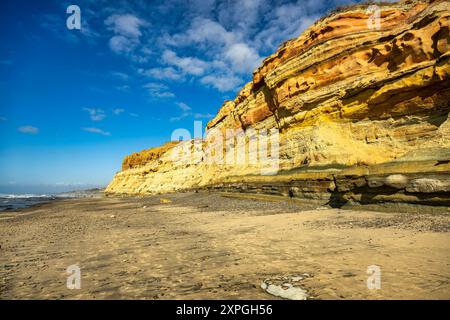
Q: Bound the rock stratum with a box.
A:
[107,0,450,210]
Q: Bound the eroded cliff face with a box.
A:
[107,0,450,208]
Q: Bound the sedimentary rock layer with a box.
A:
[107,0,450,208]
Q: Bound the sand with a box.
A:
[0,192,449,300]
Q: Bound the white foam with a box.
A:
[0,194,51,199]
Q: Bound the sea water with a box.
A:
[0,189,103,212]
[0,194,57,211]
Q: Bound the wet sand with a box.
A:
[0,192,449,299]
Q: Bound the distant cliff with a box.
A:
[107,0,450,209]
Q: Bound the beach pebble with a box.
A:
[110,215,116,218]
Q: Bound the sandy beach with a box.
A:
[0,192,449,300]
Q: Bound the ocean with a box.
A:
[0,189,104,212]
[0,194,59,211]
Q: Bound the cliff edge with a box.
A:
[107,0,450,209]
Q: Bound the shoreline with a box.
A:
[1,191,449,299]
[0,189,105,215]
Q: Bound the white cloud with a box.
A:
[82,127,111,136]
[105,14,147,38]
[158,16,261,92]
[162,50,209,76]
[95,0,363,97]
[252,1,324,51]
[113,108,125,115]
[217,0,269,36]
[194,113,214,119]
[141,67,183,81]
[96,1,332,95]
[18,126,39,134]
[164,17,236,48]
[176,102,191,112]
[116,85,130,92]
[109,35,137,54]
[224,42,261,74]
[105,14,148,55]
[200,74,243,92]
[143,82,175,98]
[111,71,129,80]
[170,102,193,121]
[83,108,106,121]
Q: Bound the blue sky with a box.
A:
[0,0,367,193]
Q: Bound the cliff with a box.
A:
[106,0,450,209]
